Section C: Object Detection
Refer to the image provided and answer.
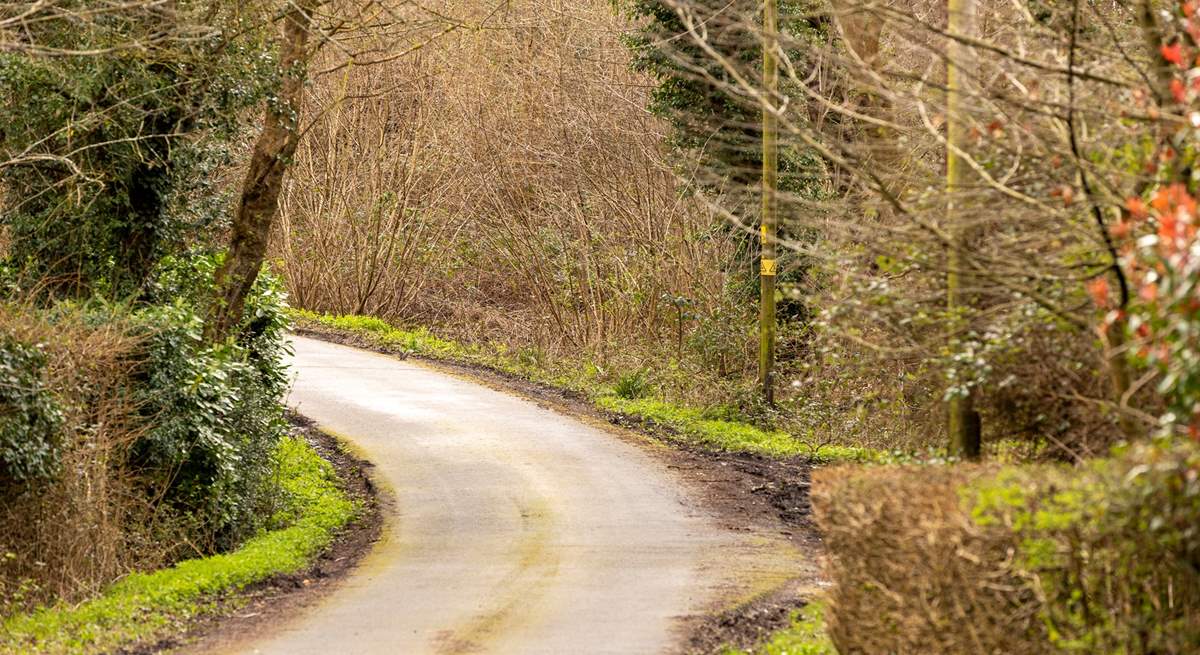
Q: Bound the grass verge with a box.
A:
[1,435,357,655]
[291,309,878,464]
[597,396,875,463]
[722,601,836,655]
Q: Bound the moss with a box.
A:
[722,601,836,655]
[968,468,1032,527]
[1,435,356,655]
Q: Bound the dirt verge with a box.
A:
[292,324,823,654]
[146,413,384,655]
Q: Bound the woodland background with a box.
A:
[2,0,1199,652]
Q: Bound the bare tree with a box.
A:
[207,0,503,340]
[656,0,1169,455]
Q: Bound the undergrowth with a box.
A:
[1,260,295,610]
[0,435,356,655]
[292,310,878,463]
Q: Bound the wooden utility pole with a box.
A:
[760,0,779,404]
[946,0,981,458]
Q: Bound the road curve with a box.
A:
[225,336,799,655]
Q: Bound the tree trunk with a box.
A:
[206,0,321,342]
[946,0,980,459]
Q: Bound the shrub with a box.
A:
[1122,181,1200,438]
[0,304,146,608]
[1,434,356,655]
[1112,0,1200,440]
[133,256,292,550]
[1,257,293,608]
[813,464,1044,654]
[813,442,1200,654]
[970,441,1200,653]
[0,338,64,484]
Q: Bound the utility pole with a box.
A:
[759,0,779,404]
[946,0,981,458]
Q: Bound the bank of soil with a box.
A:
[293,324,824,654]
[152,414,384,655]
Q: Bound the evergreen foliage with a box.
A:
[0,338,64,484]
[620,0,828,318]
[0,2,275,294]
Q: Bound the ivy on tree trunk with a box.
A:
[208,0,322,342]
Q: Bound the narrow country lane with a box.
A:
[222,336,805,655]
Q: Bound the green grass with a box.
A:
[293,310,879,464]
[1,436,357,655]
[597,396,877,463]
[722,601,837,655]
[294,310,468,359]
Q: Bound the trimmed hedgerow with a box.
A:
[2,256,294,611]
[813,441,1200,654]
[969,441,1200,653]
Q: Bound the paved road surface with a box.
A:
[222,336,799,655]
